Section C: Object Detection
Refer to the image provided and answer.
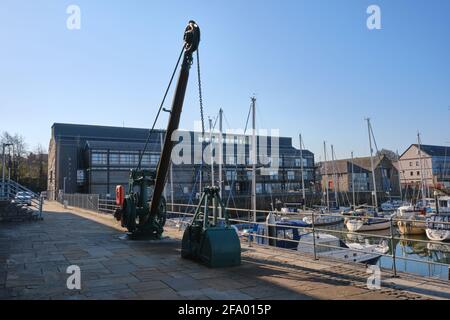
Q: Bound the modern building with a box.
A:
[398,144,450,191]
[47,123,315,209]
[317,155,401,205]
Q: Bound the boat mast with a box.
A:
[331,144,339,208]
[209,117,214,187]
[396,150,403,202]
[366,118,378,210]
[209,117,216,218]
[351,151,356,209]
[323,141,330,211]
[218,108,223,218]
[417,132,426,205]
[251,96,257,222]
[299,134,306,210]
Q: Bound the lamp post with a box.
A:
[2,143,13,198]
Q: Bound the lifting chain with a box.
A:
[196,49,206,138]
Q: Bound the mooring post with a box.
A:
[389,216,398,277]
[312,211,318,260]
[39,195,43,219]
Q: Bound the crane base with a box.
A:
[181,225,241,268]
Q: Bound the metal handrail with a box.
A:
[54,194,450,280]
[0,179,43,219]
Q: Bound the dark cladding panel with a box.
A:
[90,184,108,195]
[90,170,108,184]
[109,170,130,184]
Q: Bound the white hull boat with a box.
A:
[426,214,450,242]
[297,232,388,264]
[302,213,344,226]
[345,216,392,232]
[426,229,450,242]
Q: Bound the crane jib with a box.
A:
[149,21,200,220]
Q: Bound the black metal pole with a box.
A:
[149,21,200,219]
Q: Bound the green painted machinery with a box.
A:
[181,186,241,268]
[114,169,166,239]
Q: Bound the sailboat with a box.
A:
[426,197,450,241]
[396,205,427,235]
[258,213,388,264]
[426,214,450,241]
[396,133,431,235]
[301,139,343,226]
[345,119,394,232]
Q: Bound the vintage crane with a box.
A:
[113,20,200,240]
[113,21,240,267]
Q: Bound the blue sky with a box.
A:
[0,0,449,159]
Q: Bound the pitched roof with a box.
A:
[318,155,386,174]
[412,144,450,157]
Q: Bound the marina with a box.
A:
[1,1,449,305]
[164,203,450,281]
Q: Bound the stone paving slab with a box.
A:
[0,201,449,300]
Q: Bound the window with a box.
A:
[416,161,419,166]
[226,170,237,182]
[269,170,278,180]
[141,154,151,166]
[302,170,308,180]
[119,154,131,165]
[287,171,295,180]
[277,230,285,239]
[410,171,414,176]
[417,171,420,176]
[353,173,368,191]
[409,162,413,167]
[109,153,119,165]
[92,153,107,165]
[277,229,294,240]
[246,171,252,180]
[150,154,159,166]
[284,229,294,240]
[256,183,263,194]
[295,158,307,167]
[227,156,236,165]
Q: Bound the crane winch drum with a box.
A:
[181,186,241,268]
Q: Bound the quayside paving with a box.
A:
[0,202,449,300]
